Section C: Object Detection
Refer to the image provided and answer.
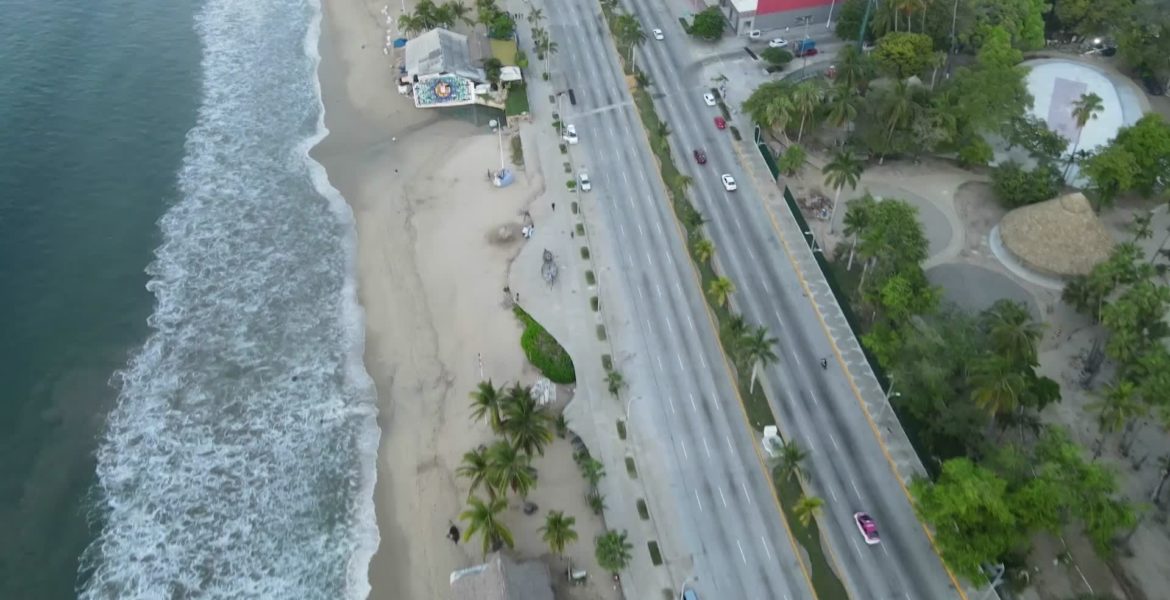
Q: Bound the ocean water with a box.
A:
[0,0,379,597]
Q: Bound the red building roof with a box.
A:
[756,0,836,15]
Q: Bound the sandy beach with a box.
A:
[312,1,612,598]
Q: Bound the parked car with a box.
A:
[714,116,726,129]
[702,92,717,106]
[652,28,664,41]
[748,29,762,39]
[768,37,788,48]
[854,512,880,545]
[721,174,737,191]
[794,47,818,58]
[578,171,591,191]
[681,588,699,600]
[693,149,707,164]
[562,124,579,144]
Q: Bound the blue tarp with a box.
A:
[493,168,515,187]
[393,38,407,48]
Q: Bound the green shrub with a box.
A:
[761,47,793,66]
[596,324,607,340]
[567,179,577,190]
[580,246,590,259]
[601,354,613,370]
[991,160,1063,208]
[647,541,662,565]
[509,135,524,166]
[625,456,637,478]
[590,296,599,311]
[616,419,626,440]
[585,270,596,285]
[729,125,742,141]
[571,201,579,214]
[576,223,585,235]
[636,498,649,520]
[512,306,576,383]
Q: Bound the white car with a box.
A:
[578,171,591,191]
[748,29,762,39]
[702,92,717,106]
[562,124,578,144]
[652,28,664,41]
[721,174,737,191]
[769,37,788,48]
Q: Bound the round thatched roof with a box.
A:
[999,192,1114,277]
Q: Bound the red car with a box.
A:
[714,116,726,130]
[854,512,880,545]
[795,47,819,58]
[693,149,707,164]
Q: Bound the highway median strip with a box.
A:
[599,3,848,597]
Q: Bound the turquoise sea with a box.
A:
[0,0,379,597]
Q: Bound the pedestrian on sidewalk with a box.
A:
[551,202,556,211]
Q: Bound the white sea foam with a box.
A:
[79,0,379,597]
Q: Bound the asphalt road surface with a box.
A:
[544,0,816,597]
[614,0,965,597]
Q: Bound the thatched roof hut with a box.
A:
[449,552,554,600]
[999,192,1114,277]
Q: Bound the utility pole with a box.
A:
[858,0,876,48]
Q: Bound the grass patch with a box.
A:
[512,306,576,383]
[505,83,530,116]
[563,161,571,173]
[601,354,613,370]
[560,143,568,155]
[567,179,577,190]
[571,201,579,214]
[625,456,637,478]
[636,498,650,520]
[773,467,851,600]
[580,246,590,260]
[575,223,585,235]
[596,324,607,341]
[590,296,599,311]
[585,270,596,285]
[647,541,662,566]
[617,419,627,440]
[509,135,524,166]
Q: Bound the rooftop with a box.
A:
[999,192,1114,278]
[449,552,554,600]
[404,28,489,83]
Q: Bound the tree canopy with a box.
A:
[874,32,936,79]
[690,7,725,41]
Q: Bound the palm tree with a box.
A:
[835,44,872,94]
[469,379,506,433]
[526,6,544,25]
[878,80,914,163]
[615,14,645,68]
[981,300,1044,367]
[606,369,625,396]
[792,81,826,142]
[707,276,736,308]
[502,383,554,456]
[457,446,495,499]
[1087,379,1146,459]
[693,237,715,263]
[825,84,859,129]
[842,195,874,271]
[823,150,864,233]
[444,1,474,27]
[487,439,537,497]
[776,439,808,482]
[540,510,578,556]
[739,326,779,393]
[1066,92,1104,179]
[1131,211,1154,243]
[594,530,634,574]
[764,94,797,143]
[793,495,824,527]
[460,495,514,556]
[968,355,1027,418]
[580,457,606,489]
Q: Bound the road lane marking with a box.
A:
[645,251,654,267]
[676,353,685,370]
[694,490,703,512]
[726,435,734,452]
[655,221,663,235]
[657,355,664,371]
[669,396,677,415]
[850,478,861,500]
[619,223,627,237]
[852,539,863,558]
[698,354,707,369]
[736,539,747,564]
[762,278,771,293]
[742,480,752,503]
[829,487,838,502]
[687,314,696,332]
[762,536,772,559]
[718,486,728,507]
[703,436,712,458]
[637,287,644,301]
[773,309,786,329]
[681,443,688,460]
[689,392,698,411]
[748,246,757,261]
[637,223,644,236]
[666,318,673,334]
[830,434,840,450]
[656,284,663,298]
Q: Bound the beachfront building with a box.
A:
[403,28,493,109]
[448,552,554,600]
[717,0,837,36]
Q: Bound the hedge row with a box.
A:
[513,306,576,383]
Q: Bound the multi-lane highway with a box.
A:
[543,0,816,597]
[611,0,966,597]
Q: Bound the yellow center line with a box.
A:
[738,140,971,600]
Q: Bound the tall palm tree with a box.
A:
[526,6,544,25]
[580,457,606,489]
[469,379,506,433]
[835,45,872,95]
[444,1,474,27]
[540,510,578,556]
[724,313,749,341]
[825,84,860,129]
[777,439,808,483]
[502,383,554,456]
[615,14,645,68]
[594,530,634,575]
[792,81,826,142]
[842,195,875,271]
[487,439,537,497]
[1088,379,1145,459]
[879,80,914,163]
[693,237,715,263]
[606,369,625,396]
[707,276,736,308]
[457,446,495,499]
[460,495,514,556]
[823,150,864,233]
[981,300,1043,367]
[1066,92,1104,179]
[764,94,797,143]
[793,495,824,527]
[739,326,779,393]
[968,355,1027,418]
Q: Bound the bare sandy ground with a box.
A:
[312,1,612,598]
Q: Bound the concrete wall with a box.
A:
[719,0,836,36]
[753,5,833,34]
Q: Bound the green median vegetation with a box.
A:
[513,306,576,383]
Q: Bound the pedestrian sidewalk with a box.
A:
[505,7,692,598]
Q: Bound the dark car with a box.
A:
[693,149,707,164]
[1140,71,1166,96]
[794,47,819,58]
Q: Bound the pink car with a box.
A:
[854,512,880,545]
[714,116,726,130]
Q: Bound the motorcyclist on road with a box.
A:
[820,358,828,369]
